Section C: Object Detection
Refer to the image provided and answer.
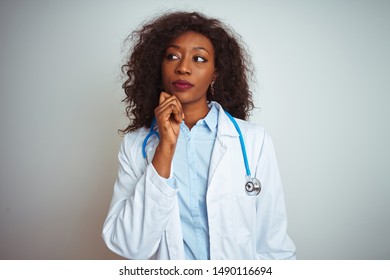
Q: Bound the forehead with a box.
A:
[167,31,214,52]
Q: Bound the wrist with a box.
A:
[151,141,176,179]
[156,140,176,156]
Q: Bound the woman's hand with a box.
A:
[154,92,184,146]
[151,92,184,178]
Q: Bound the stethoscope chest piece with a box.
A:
[245,177,261,196]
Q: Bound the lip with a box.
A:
[172,79,194,91]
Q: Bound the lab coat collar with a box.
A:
[209,101,240,138]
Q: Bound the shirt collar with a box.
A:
[202,102,219,133]
[180,102,219,133]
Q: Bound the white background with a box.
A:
[0,0,389,259]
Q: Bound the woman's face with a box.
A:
[161,31,216,107]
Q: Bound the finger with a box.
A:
[170,104,183,123]
[159,91,172,105]
[155,98,184,121]
[158,92,185,118]
[155,104,183,124]
[156,95,178,114]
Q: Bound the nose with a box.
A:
[175,57,191,75]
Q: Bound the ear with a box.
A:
[212,71,217,83]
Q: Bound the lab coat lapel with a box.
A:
[207,103,239,195]
[207,136,227,188]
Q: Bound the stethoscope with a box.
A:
[142,112,261,196]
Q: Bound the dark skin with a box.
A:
[152,31,217,178]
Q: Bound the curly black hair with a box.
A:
[120,11,254,133]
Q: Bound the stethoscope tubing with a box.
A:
[142,118,160,160]
[141,111,261,196]
[224,111,252,178]
[142,112,252,178]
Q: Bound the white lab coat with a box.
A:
[102,102,296,259]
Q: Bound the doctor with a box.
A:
[102,11,296,260]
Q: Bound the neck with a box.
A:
[182,102,210,130]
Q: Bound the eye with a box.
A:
[193,56,208,63]
[166,53,180,60]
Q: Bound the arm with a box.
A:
[102,133,178,259]
[102,92,184,259]
[254,130,296,259]
[152,92,184,178]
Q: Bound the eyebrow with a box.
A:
[167,44,210,54]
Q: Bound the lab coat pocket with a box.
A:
[233,194,256,245]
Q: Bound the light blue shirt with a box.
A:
[168,103,218,260]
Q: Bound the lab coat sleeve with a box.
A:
[102,132,178,259]
[254,130,296,259]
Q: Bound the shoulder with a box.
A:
[119,127,149,160]
[122,127,149,146]
[235,118,266,137]
[117,127,150,174]
[213,101,271,146]
[224,111,268,141]
[235,118,270,148]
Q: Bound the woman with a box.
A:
[102,11,296,260]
